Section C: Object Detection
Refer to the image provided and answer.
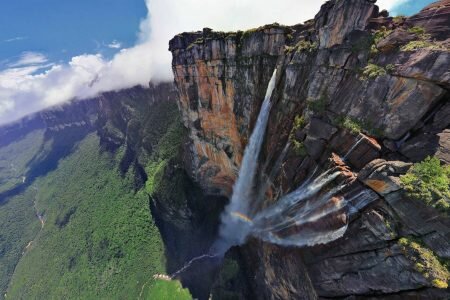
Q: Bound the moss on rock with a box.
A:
[398,237,450,289]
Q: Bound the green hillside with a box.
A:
[0,129,45,194]
[4,133,190,299]
[0,129,45,297]
[0,93,191,300]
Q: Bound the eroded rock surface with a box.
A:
[170,0,450,298]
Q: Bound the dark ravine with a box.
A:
[169,0,450,298]
[149,157,227,299]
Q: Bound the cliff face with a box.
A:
[170,26,290,196]
[170,0,450,298]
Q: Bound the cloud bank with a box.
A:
[0,0,406,125]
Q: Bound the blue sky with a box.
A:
[390,0,435,16]
[0,0,146,65]
[0,0,438,125]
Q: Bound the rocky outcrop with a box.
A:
[405,0,450,41]
[170,0,450,298]
[315,0,377,48]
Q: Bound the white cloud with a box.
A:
[3,36,27,43]
[107,40,122,49]
[0,0,408,126]
[8,52,48,68]
[143,0,329,79]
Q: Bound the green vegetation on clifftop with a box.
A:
[400,157,450,214]
[399,237,450,289]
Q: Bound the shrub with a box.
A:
[401,40,429,51]
[393,15,406,23]
[284,45,296,53]
[401,40,447,52]
[385,64,395,73]
[337,117,362,134]
[186,37,204,50]
[435,199,450,211]
[398,237,450,289]
[370,27,392,55]
[400,26,448,52]
[286,40,318,54]
[307,93,328,113]
[292,140,307,156]
[288,115,307,157]
[400,156,450,214]
[297,40,318,52]
[242,23,288,40]
[334,116,383,137]
[286,33,293,42]
[242,27,258,39]
[362,63,387,79]
[432,279,449,289]
[408,26,426,35]
[292,115,306,131]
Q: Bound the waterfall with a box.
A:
[343,136,364,161]
[212,69,277,255]
[210,68,353,256]
[169,254,218,279]
[251,170,339,223]
[169,69,375,278]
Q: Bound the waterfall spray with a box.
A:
[211,69,278,256]
[209,68,354,256]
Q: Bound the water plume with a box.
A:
[209,68,359,256]
[212,69,278,255]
